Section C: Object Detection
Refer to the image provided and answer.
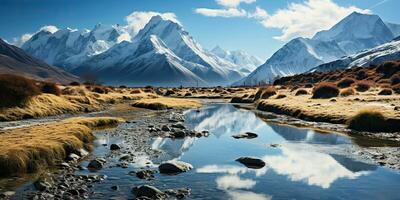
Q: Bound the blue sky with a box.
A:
[0,0,398,60]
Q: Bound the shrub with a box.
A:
[337,78,355,88]
[254,86,277,100]
[340,88,355,97]
[355,81,373,92]
[304,83,313,88]
[164,90,175,96]
[391,74,400,85]
[69,81,81,86]
[347,110,387,132]
[119,85,127,88]
[230,97,253,103]
[393,84,400,94]
[130,89,142,94]
[276,94,286,99]
[356,70,367,80]
[376,61,400,78]
[295,89,308,96]
[41,82,61,96]
[378,88,393,95]
[184,92,192,97]
[92,86,108,94]
[0,74,41,108]
[312,82,339,99]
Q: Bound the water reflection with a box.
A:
[263,144,371,188]
[148,104,397,199]
[268,123,351,145]
[151,137,196,161]
[184,104,264,137]
[226,190,272,200]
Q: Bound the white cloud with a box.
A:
[11,25,59,47]
[12,33,33,47]
[39,25,59,33]
[195,0,255,17]
[253,0,371,41]
[125,11,181,36]
[216,0,256,8]
[195,8,247,18]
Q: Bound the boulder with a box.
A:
[161,125,171,132]
[110,144,121,150]
[132,185,166,199]
[87,159,105,170]
[171,123,185,129]
[236,157,265,169]
[232,132,258,139]
[159,161,193,174]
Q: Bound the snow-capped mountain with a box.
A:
[234,12,398,86]
[386,22,400,37]
[21,16,245,86]
[312,37,400,72]
[313,12,394,55]
[77,16,244,86]
[22,24,129,70]
[233,38,346,85]
[210,46,262,74]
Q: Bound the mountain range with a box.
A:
[0,38,78,83]
[234,12,400,86]
[21,16,261,86]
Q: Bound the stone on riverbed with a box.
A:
[171,123,185,129]
[135,169,156,180]
[161,125,171,131]
[132,185,166,199]
[87,158,106,170]
[232,132,258,139]
[159,161,193,174]
[236,157,266,169]
[110,144,121,150]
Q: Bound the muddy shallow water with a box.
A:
[2,103,400,199]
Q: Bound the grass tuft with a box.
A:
[0,74,41,108]
[312,82,339,99]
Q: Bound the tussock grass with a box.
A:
[337,78,355,88]
[312,82,339,99]
[340,88,355,97]
[132,97,201,110]
[355,80,373,92]
[0,117,123,176]
[295,89,308,96]
[378,88,393,95]
[40,82,61,96]
[347,109,400,132]
[0,74,41,108]
[254,86,277,101]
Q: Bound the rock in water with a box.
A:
[159,161,193,174]
[232,132,258,139]
[132,185,166,199]
[110,144,121,150]
[236,157,265,169]
[87,159,105,170]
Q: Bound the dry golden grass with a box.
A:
[257,89,400,124]
[0,117,123,176]
[0,86,157,121]
[132,97,202,110]
[346,109,400,132]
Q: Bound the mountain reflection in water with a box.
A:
[150,104,398,200]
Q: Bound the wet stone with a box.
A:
[132,185,166,199]
[236,156,266,169]
[159,161,193,174]
[110,144,121,150]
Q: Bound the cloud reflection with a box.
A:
[216,175,256,190]
[227,190,272,200]
[263,145,370,188]
[197,164,268,177]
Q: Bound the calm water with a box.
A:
[89,104,400,200]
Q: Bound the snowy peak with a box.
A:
[313,12,393,54]
[211,45,262,73]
